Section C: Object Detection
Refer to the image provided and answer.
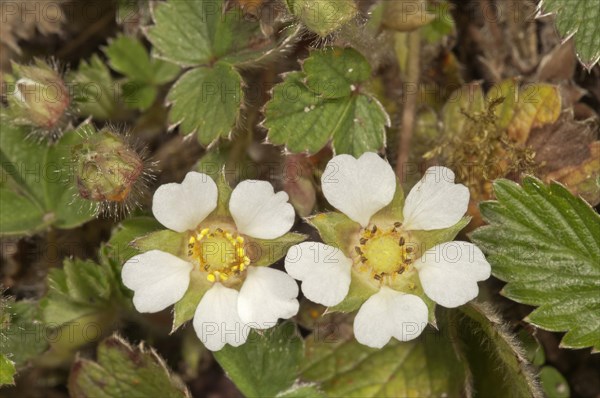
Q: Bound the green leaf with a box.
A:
[303,47,371,99]
[167,63,242,145]
[68,335,190,398]
[265,72,389,156]
[104,34,179,84]
[292,0,357,37]
[103,35,180,111]
[69,54,122,120]
[171,271,212,332]
[247,233,307,267]
[300,323,467,397]
[0,355,16,386]
[0,300,48,367]
[42,258,119,326]
[0,124,95,236]
[147,0,261,66]
[306,211,361,258]
[471,177,600,351]
[539,366,570,398]
[446,303,542,398]
[276,384,326,398]
[0,187,47,235]
[542,0,600,69]
[214,322,303,398]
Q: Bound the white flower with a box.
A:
[122,172,299,351]
[285,153,490,348]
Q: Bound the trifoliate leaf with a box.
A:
[213,322,303,398]
[471,177,600,351]
[166,63,242,145]
[291,0,357,37]
[104,34,179,84]
[446,303,543,398]
[541,0,600,69]
[0,124,95,236]
[0,355,16,386]
[42,258,117,326]
[68,335,190,398]
[103,35,180,111]
[303,47,371,99]
[146,0,260,67]
[265,72,389,156]
[300,323,468,397]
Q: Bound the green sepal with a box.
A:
[306,212,361,258]
[247,233,307,267]
[132,230,187,258]
[209,172,233,219]
[410,216,471,253]
[101,217,163,265]
[171,271,212,333]
[327,268,377,313]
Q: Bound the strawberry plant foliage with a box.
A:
[265,48,390,156]
[471,177,600,351]
[541,0,600,69]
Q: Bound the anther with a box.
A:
[394,222,401,228]
[360,238,368,245]
[406,246,414,253]
[372,225,378,234]
[399,237,405,246]
[355,246,363,255]
[360,256,367,263]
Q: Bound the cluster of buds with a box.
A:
[72,127,155,218]
[5,59,70,138]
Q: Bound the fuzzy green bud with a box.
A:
[73,130,144,203]
[7,60,70,130]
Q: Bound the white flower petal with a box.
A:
[121,250,193,313]
[229,180,295,239]
[193,283,249,351]
[353,287,428,348]
[152,172,218,232]
[237,267,299,328]
[321,153,396,227]
[414,242,491,308]
[285,242,352,307]
[402,166,469,230]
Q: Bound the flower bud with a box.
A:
[7,60,70,131]
[73,130,144,205]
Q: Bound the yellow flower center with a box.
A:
[355,222,415,283]
[187,227,250,283]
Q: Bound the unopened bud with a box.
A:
[74,130,144,204]
[7,60,70,131]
